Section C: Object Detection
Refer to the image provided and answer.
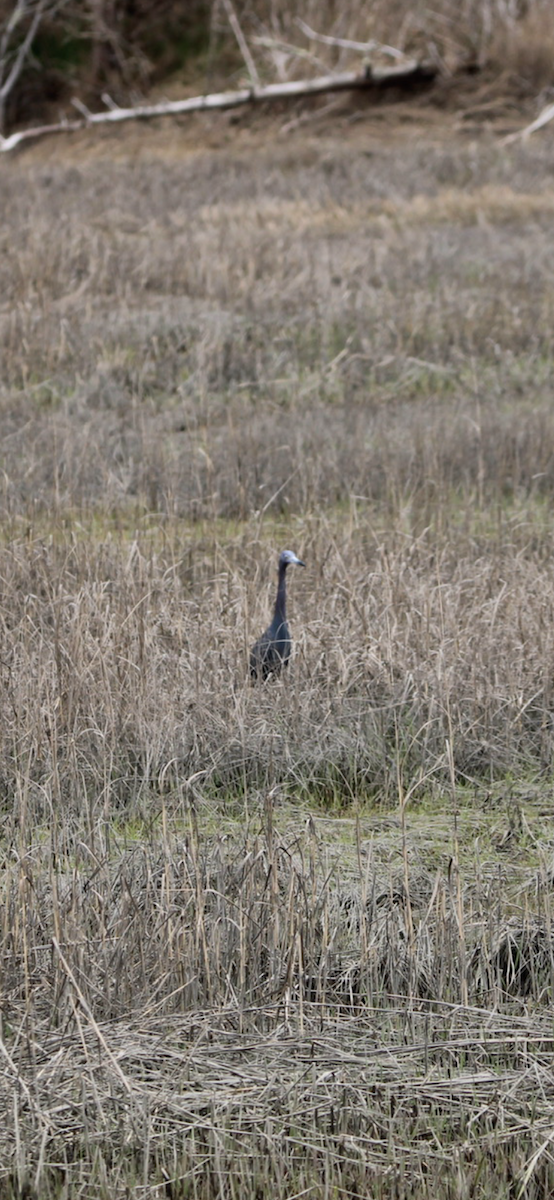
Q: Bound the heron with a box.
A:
[250,550,305,680]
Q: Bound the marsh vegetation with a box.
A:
[2,101,554,1197]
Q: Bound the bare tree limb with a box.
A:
[295,18,408,62]
[220,0,261,88]
[503,101,554,144]
[253,35,331,77]
[1,114,83,148]
[71,96,93,119]
[101,91,118,110]
[0,0,46,130]
[0,0,66,133]
[0,59,437,153]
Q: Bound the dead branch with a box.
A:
[253,35,330,78]
[220,0,261,88]
[0,59,437,153]
[0,0,49,132]
[503,101,554,144]
[295,17,408,62]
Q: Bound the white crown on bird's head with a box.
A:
[279,550,305,567]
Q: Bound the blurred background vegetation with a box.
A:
[2,0,554,130]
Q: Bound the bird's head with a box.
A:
[279,550,305,568]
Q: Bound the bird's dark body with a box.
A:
[250,619,291,681]
[250,550,304,681]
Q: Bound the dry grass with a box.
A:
[3,119,554,1195]
[4,795,554,1198]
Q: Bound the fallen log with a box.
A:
[0,58,436,153]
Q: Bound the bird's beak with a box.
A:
[295,557,305,567]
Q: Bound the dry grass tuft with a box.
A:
[4,807,554,1198]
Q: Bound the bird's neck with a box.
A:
[274,563,287,624]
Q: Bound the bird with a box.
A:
[250,550,305,681]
